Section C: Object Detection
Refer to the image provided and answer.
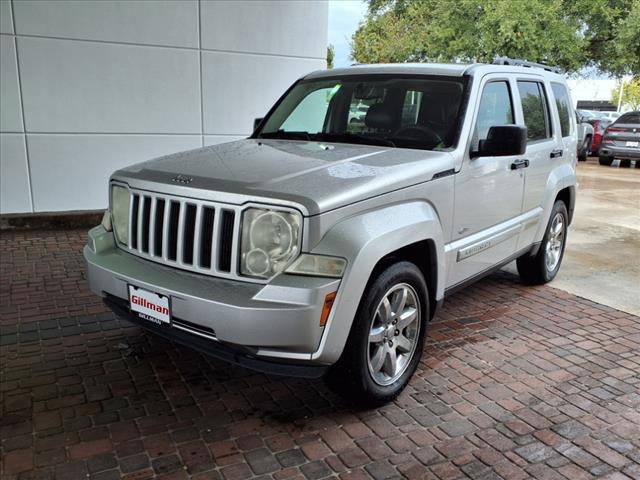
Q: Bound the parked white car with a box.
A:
[577,112,594,161]
[85,58,577,404]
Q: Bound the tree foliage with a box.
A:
[611,78,640,110]
[352,0,640,76]
[327,44,335,69]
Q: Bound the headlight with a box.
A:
[111,185,130,245]
[285,254,346,278]
[240,207,301,278]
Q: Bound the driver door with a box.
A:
[446,77,526,288]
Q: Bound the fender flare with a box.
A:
[309,201,445,364]
[533,164,577,245]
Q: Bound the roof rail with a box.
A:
[492,56,562,74]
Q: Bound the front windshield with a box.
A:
[256,75,467,151]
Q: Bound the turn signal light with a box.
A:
[320,292,337,327]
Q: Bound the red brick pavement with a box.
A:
[1,228,639,480]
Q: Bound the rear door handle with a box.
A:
[511,159,529,170]
[550,149,563,158]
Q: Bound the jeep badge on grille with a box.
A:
[172,174,193,184]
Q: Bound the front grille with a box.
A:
[123,189,241,279]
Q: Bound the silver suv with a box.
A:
[85,59,577,404]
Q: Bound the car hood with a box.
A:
[114,139,454,215]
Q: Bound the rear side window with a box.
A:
[517,81,552,141]
[475,81,514,141]
[551,83,572,137]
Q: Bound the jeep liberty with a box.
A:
[85,58,577,404]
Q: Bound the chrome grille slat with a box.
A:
[229,211,242,275]
[176,202,186,265]
[127,193,134,249]
[136,195,144,254]
[121,189,243,281]
[210,209,222,275]
[192,205,203,268]
[149,197,157,257]
[161,199,170,262]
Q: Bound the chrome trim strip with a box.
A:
[445,207,543,262]
[172,323,218,342]
[457,225,520,261]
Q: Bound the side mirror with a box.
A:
[476,125,527,157]
[253,117,264,131]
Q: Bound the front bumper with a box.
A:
[84,226,340,374]
[600,144,640,160]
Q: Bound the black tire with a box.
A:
[619,159,631,168]
[578,137,590,161]
[517,200,568,285]
[599,156,614,166]
[325,261,428,406]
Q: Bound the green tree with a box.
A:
[351,0,640,76]
[611,78,640,110]
[327,44,335,69]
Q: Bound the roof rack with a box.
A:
[492,56,562,74]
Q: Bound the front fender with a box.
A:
[309,201,445,364]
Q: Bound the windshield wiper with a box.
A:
[314,132,395,148]
[258,130,311,141]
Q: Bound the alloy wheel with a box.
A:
[367,283,420,386]
[545,212,565,272]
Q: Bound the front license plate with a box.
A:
[129,285,170,324]
[626,141,639,148]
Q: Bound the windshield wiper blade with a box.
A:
[259,130,311,141]
[314,132,395,148]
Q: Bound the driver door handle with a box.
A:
[550,149,563,158]
[511,159,529,170]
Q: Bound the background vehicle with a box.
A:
[576,113,594,161]
[599,111,640,166]
[85,60,577,404]
[577,109,606,121]
[601,111,621,121]
[585,117,612,155]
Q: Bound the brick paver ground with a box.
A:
[1,228,639,480]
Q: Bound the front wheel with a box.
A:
[326,261,428,406]
[517,200,568,285]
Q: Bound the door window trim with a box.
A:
[473,79,516,143]
[464,74,517,159]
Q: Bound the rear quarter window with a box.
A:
[551,83,573,137]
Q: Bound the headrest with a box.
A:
[365,103,394,130]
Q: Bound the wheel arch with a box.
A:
[369,240,438,321]
[555,185,575,225]
[309,200,445,364]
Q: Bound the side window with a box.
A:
[475,81,514,141]
[517,81,552,141]
[551,83,572,137]
[280,86,337,134]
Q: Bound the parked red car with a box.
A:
[586,118,611,154]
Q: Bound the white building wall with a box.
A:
[567,78,618,106]
[0,0,328,214]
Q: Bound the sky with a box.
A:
[328,0,368,68]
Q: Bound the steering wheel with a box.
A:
[393,125,443,145]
